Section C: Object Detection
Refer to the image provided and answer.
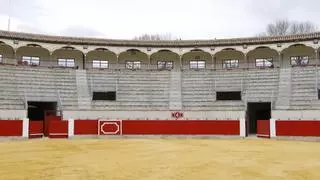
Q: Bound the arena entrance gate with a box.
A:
[27,101,58,138]
[246,102,271,137]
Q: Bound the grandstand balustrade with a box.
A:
[2,57,320,70]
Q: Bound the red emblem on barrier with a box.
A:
[171,112,183,119]
[99,120,121,135]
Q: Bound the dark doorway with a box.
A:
[246,102,271,135]
[27,101,57,121]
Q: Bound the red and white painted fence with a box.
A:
[1,118,320,138]
[69,119,245,137]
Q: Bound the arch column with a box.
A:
[83,54,87,69]
[49,51,54,67]
[11,48,17,64]
[179,55,182,70]
[211,54,214,69]
[147,54,151,69]
[278,52,282,68]
[315,49,318,66]
[13,48,16,62]
[244,53,248,69]
[116,54,119,69]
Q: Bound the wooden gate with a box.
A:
[257,120,270,138]
[29,120,44,138]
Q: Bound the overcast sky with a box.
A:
[0,0,319,40]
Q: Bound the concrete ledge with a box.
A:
[70,135,243,139]
[272,136,320,142]
[0,137,28,141]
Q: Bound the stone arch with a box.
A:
[181,49,212,69]
[247,46,279,68]
[51,46,84,68]
[214,48,245,69]
[86,48,117,69]
[0,42,15,64]
[150,50,180,70]
[281,44,315,67]
[118,49,148,69]
[16,44,50,66]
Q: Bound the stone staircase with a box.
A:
[169,70,182,110]
[75,70,91,110]
[275,68,292,109]
[290,66,318,109]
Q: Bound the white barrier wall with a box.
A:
[22,118,29,138]
[272,110,320,120]
[0,110,27,120]
[63,110,245,120]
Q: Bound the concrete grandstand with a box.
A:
[0,30,320,139]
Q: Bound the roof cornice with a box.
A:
[0,30,319,47]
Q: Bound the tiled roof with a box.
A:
[0,30,319,47]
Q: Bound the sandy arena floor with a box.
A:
[0,138,320,180]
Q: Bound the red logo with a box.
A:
[171,112,183,119]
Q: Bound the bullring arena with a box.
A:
[1,30,320,179]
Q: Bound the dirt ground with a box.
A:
[0,138,319,180]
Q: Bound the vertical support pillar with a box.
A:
[278,52,282,68]
[244,54,248,69]
[49,51,55,67]
[13,48,17,65]
[22,118,29,138]
[147,54,151,69]
[83,53,87,70]
[270,118,276,138]
[116,54,120,69]
[179,55,183,70]
[211,54,214,70]
[68,118,74,138]
[239,118,246,137]
[315,49,318,66]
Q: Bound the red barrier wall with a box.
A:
[122,120,239,135]
[257,120,270,138]
[276,120,320,136]
[48,120,68,138]
[29,121,43,138]
[74,120,98,135]
[0,120,23,136]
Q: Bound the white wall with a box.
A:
[0,110,27,120]
[272,110,320,120]
[63,110,245,120]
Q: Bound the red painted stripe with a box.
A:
[0,120,23,136]
[276,120,320,136]
[74,120,98,135]
[122,120,239,135]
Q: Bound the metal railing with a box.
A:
[1,57,320,71]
